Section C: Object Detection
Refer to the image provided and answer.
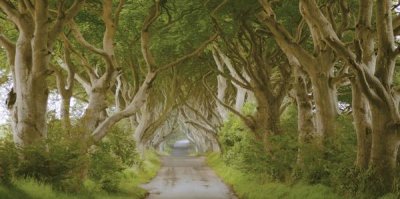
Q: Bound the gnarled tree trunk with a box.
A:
[0,1,83,146]
[351,80,372,169]
[294,67,315,165]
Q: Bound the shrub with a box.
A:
[88,124,140,192]
[219,104,298,182]
[0,129,18,185]
[0,119,143,195]
[218,103,359,189]
[16,121,88,192]
[219,114,269,176]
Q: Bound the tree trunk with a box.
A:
[369,105,399,193]
[353,0,374,170]
[212,48,228,120]
[13,33,49,146]
[253,89,282,136]
[209,134,221,152]
[265,103,281,135]
[81,85,108,135]
[309,70,337,141]
[61,95,72,130]
[351,80,372,169]
[91,72,156,143]
[235,87,247,111]
[294,68,315,165]
[134,103,153,155]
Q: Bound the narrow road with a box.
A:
[141,144,237,199]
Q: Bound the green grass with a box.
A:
[206,152,343,199]
[379,194,398,199]
[0,150,161,199]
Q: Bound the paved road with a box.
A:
[141,145,237,199]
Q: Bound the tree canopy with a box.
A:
[2,0,400,198]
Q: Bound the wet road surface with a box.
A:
[141,145,237,199]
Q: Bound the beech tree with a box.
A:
[207,26,292,145]
[134,73,181,152]
[255,0,400,192]
[5,0,400,196]
[297,0,400,191]
[257,0,344,144]
[0,0,84,146]
[47,0,217,148]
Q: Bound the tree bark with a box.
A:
[14,39,49,145]
[352,0,374,169]
[257,0,337,142]
[308,69,337,140]
[296,0,400,191]
[351,80,372,169]
[0,1,83,146]
[369,105,399,192]
[212,48,229,120]
[294,67,315,165]
[253,89,282,137]
[61,95,72,129]
[235,87,247,111]
[134,108,151,155]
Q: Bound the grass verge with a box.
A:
[206,152,343,199]
[0,150,161,199]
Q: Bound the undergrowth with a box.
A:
[212,104,400,198]
[0,150,160,199]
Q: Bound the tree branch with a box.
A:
[91,72,157,143]
[0,34,15,66]
[211,67,252,90]
[32,0,49,74]
[49,0,85,46]
[203,71,256,129]
[156,33,218,72]
[114,0,126,27]
[69,20,107,57]
[22,0,34,16]
[257,0,316,71]
[183,102,217,130]
[0,1,20,26]
[141,2,161,71]
[185,120,215,134]
[62,34,97,82]
[213,44,252,88]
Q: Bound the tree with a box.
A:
[275,0,400,193]
[206,23,292,147]
[258,0,345,144]
[0,0,84,146]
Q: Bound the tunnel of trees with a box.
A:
[1,0,400,198]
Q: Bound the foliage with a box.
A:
[219,105,298,182]
[219,113,269,177]
[88,124,140,192]
[216,103,365,197]
[0,120,148,194]
[296,114,357,192]
[0,150,160,199]
[207,153,343,199]
[15,121,88,192]
[0,131,18,185]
